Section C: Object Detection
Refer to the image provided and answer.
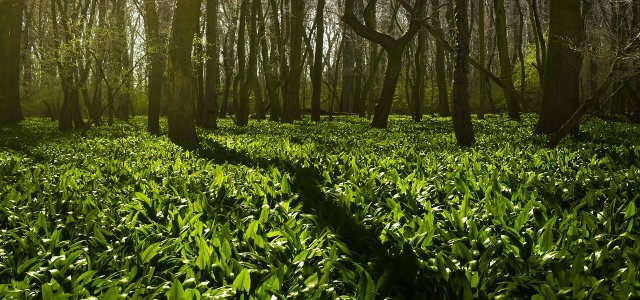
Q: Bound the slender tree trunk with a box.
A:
[311,0,326,122]
[432,0,450,117]
[535,0,583,134]
[371,49,403,128]
[494,0,520,120]
[221,16,238,118]
[194,28,206,125]
[143,0,163,133]
[282,0,305,122]
[236,0,251,126]
[340,29,355,113]
[452,0,475,146]
[478,0,487,119]
[256,0,278,121]
[167,0,201,143]
[202,0,219,129]
[0,0,24,125]
[411,10,426,122]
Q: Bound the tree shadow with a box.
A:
[187,139,437,298]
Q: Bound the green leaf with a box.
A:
[167,278,185,300]
[232,268,251,292]
[624,201,636,220]
[141,242,161,264]
[42,283,54,300]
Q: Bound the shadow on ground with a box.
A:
[185,139,440,298]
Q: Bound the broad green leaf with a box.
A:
[232,268,251,292]
[167,278,185,300]
[141,242,161,264]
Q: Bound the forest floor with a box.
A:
[1,115,640,299]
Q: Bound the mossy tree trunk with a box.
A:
[494,0,520,120]
[452,0,475,146]
[311,0,326,122]
[0,0,24,126]
[167,0,201,143]
[535,0,584,134]
[202,0,219,129]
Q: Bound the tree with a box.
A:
[311,0,326,122]
[535,0,583,134]
[282,0,305,123]
[451,0,475,146]
[493,0,520,120]
[477,0,487,119]
[142,0,164,134]
[167,0,201,143]
[0,0,25,126]
[235,0,250,126]
[411,4,426,122]
[342,0,427,128]
[432,0,450,117]
[256,0,279,121]
[201,0,219,129]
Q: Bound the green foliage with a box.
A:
[1,115,640,299]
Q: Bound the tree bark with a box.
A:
[493,0,520,120]
[167,0,201,143]
[143,0,164,134]
[411,4,426,122]
[236,0,251,126]
[202,0,219,129]
[256,0,279,121]
[343,0,427,128]
[432,0,450,117]
[282,0,305,122]
[478,0,487,119]
[535,0,583,134]
[311,0,326,122]
[452,0,475,146]
[0,0,24,125]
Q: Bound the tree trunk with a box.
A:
[221,15,238,118]
[143,0,163,134]
[452,0,475,146]
[411,10,426,122]
[0,0,24,126]
[202,0,219,129]
[494,0,520,120]
[256,0,278,122]
[167,0,201,143]
[535,0,583,134]
[282,0,305,122]
[311,0,325,122]
[371,49,403,128]
[236,0,251,126]
[432,0,450,117]
[478,0,487,119]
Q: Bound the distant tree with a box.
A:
[431,0,450,117]
[493,0,520,121]
[167,0,201,143]
[0,0,24,126]
[142,0,164,134]
[477,0,487,119]
[342,0,427,128]
[256,0,279,122]
[535,0,583,135]
[452,0,475,146]
[411,3,426,122]
[282,0,305,122]
[311,0,326,122]
[202,0,219,129]
[235,0,250,126]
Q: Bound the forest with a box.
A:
[1,0,640,298]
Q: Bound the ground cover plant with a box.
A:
[1,115,640,299]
